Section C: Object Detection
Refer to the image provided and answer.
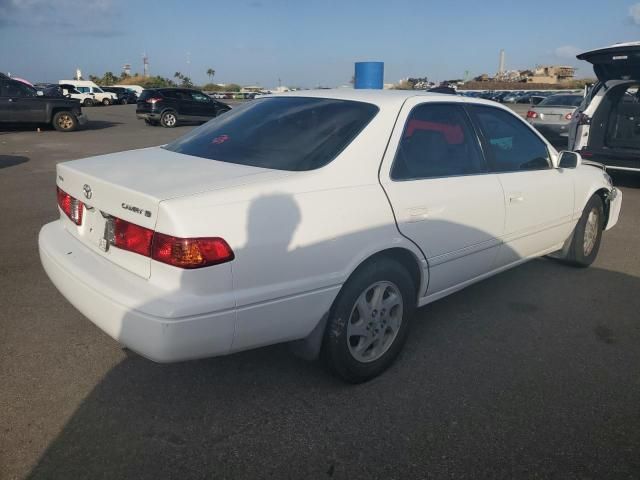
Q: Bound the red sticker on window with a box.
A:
[212,134,230,144]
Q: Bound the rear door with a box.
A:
[380,100,505,296]
[467,105,574,264]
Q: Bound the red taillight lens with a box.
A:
[152,233,234,269]
[56,187,83,225]
[109,216,234,269]
[113,217,154,257]
[565,112,573,120]
[526,110,538,119]
[146,97,163,104]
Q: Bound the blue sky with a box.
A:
[2,0,640,87]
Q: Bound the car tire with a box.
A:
[566,194,604,268]
[83,98,93,107]
[102,98,111,106]
[160,110,178,128]
[322,257,416,383]
[52,111,78,132]
[121,98,128,105]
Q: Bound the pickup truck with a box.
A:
[0,73,87,131]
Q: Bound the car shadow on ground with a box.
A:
[26,194,640,479]
[0,155,29,169]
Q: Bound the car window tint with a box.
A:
[164,97,378,171]
[391,103,486,180]
[191,92,210,102]
[5,81,35,97]
[469,105,551,172]
[161,90,177,99]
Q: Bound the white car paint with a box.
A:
[39,89,621,363]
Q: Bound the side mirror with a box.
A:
[558,151,581,169]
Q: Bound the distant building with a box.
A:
[525,65,576,84]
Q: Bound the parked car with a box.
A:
[568,42,640,172]
[502,91,523,103]
[527,94,583,141]
[1,75,87,131]
[39,91,621,383]
[34,83,65,97]
[515,93,544,105]
[112,84,144,97]
[136,88,231,127]
[101,86,138,104]
[58,84,95,106]
[59,80,117,106]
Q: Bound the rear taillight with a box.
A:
[110,217,234,269]
[56,187,83,225]
[146,97,163,104]
[526,110,538,119]
[152,233,234,269]
[113,217,154,257]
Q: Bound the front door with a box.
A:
[4,80,45,123]
[467,105,574,264]
[380,100,505,297]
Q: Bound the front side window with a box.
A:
[5,81,36,97]
[469,105,551,172]
[164,97,378,171]
[76,87,89,94]
[391,103,486,180]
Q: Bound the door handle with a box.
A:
[508,193,524,204]
[8,98,14,103]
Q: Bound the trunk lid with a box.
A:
[577,42,640,82]
[57,146,287,278]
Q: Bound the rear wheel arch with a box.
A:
[343,247,424,306]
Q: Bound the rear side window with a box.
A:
[469,105,551,172]
[139,90,160,101]
[391,103,486,180]
[4,81,36,97]
[190,92,210,102]
[164,97,379,171]
[539,95,583,107]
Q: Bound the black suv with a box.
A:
[0,73,87,131]
[101,86,138,105]
[136,88,231,127]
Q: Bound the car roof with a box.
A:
[272,88,503,110]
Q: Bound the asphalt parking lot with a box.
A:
[1,104,639,479]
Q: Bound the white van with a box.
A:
[59,80,117,106]
[112,84,144,97]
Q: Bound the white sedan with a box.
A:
[39,90,622,383]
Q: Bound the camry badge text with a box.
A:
[121,203,152,217]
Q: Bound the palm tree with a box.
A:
[206,68,216,83]
[174,71,183,80]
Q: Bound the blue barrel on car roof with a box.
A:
[354,62,384,89]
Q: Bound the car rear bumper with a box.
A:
[38,221,236,362]
[530,122,570,137]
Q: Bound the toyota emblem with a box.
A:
[83,184,92,200]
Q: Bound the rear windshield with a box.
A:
[163,97,379,171]
[138,90,159,101]
[539,95,583,107]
